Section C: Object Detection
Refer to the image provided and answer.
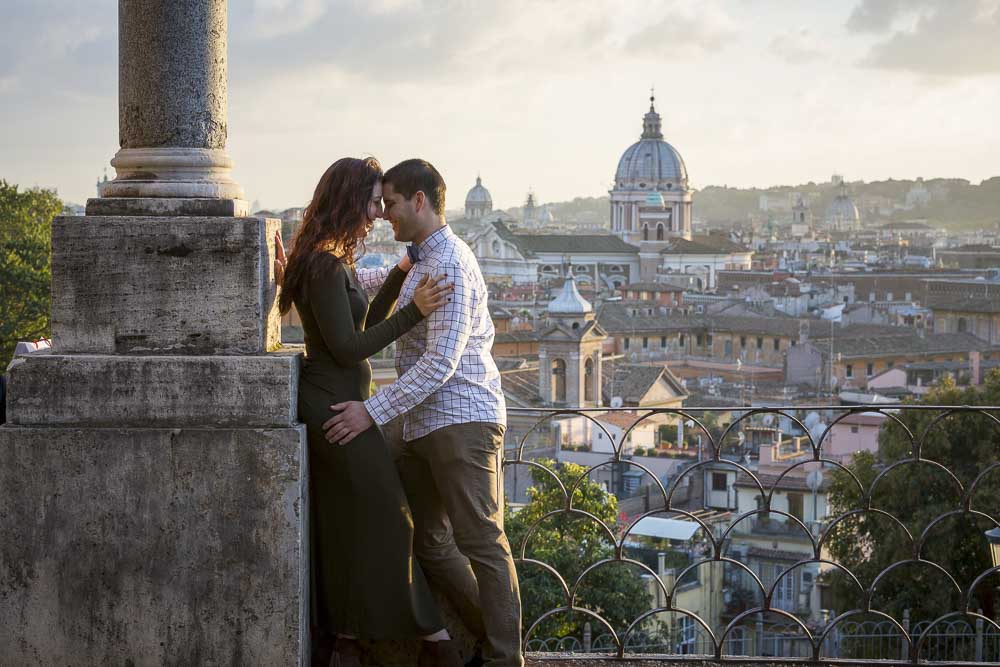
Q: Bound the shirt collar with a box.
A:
[416,224,452,256]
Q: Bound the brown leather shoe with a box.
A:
[417,639,463,667]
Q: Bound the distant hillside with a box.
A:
[513,177,1000,231]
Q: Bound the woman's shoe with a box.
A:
[330,637,363,667]
[311,628,335,667]
[417,639,463,667]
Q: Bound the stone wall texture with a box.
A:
[6,351,299,428]
[51,216,280,355]
[0,425,308,665]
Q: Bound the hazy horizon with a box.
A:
[2,0,999,210]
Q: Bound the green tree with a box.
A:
[0,181,61,368]
[505,459,652,642]
[825,375,1000,629]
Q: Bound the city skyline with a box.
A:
[2,0,1000,209]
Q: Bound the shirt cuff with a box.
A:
[363,393,393,426]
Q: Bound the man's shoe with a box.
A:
[418,639,463,667]
[464,649,485,667]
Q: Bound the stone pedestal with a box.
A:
[0,426,308,665]
[50,215,280,355]
[0,215,309,665]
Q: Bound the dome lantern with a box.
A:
[641,93,663,140]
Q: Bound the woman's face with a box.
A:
[364,180,384,232]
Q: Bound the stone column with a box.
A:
[1,2,307,664]
[89,0,246,217]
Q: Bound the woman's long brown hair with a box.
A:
[278,157,383,314]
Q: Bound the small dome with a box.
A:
[548,276,592,314]
[826,182,860,224]
[645,190,665,207]
[465,176,492,206]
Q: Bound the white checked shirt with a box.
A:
[357,225,506,440]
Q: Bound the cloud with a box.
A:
[244,0,329,39]
[228,1,739,91]
[0,76,17,95]
[768,28,826,64]
[0,3,116,98]
[848,0,1000,77]
[625,4,736,58]
[845,0,906,33]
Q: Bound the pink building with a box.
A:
[824,413,885,462]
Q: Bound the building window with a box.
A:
[756,495,769,521]
[679,334,686,346]
[679,616,697,654]
[788,493,804,521]
[958,318,967,333]
[773,338,780,351]
[712,472,727,491]
[642,336,649,349]
[846,364,854,379]
[706,334,713,346]
[740,336,746,347]
[661,336,667,348]
[850,425,859,434]
[696,334,703,346]
[905,292,912,301]
[657,224,665,241]
[869,292,876,302]
[551,359,567,403]
[584,358,595,402]
[756,337,763,349]
[765,564,797,612]
[624,338,630,350]
[886,292,893,301]
[643,224,649,241]
[866,362,874,376]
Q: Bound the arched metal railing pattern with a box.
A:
[505,404,1000,663]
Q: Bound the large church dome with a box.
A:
[615,96,688,186]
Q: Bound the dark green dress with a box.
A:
[295,254,443,639]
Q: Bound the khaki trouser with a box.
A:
[398,422,523,667]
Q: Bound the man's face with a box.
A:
[382,182,418,243]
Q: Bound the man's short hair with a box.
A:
[383,159,446,215]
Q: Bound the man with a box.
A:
[325,159,522,667]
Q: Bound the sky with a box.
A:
[2,0,999,210]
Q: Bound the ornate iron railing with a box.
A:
[503,405,1000,663]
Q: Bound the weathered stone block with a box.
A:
[0,425,308,666]
[51,215,281,354]
[6,350,300,427]
[86,197,249,217]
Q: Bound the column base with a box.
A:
[0,425,308,666]
[99,147,245,200]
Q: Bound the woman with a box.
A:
[277,157,458,667]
